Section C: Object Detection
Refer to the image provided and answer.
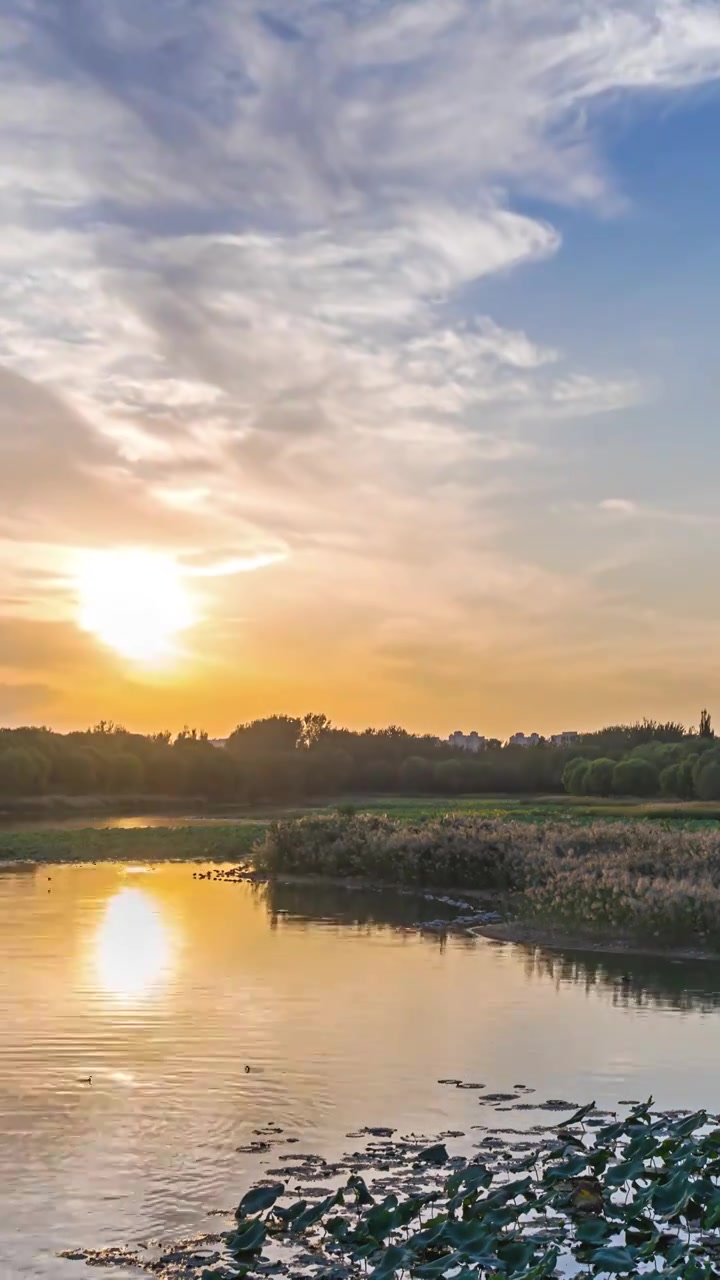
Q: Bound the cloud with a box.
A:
[0,682,58,722]
[0,0,720,727]
[598,498,720,527]
[548,375,645,416]
[598,498,641,517]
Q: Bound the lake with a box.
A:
[3,860,720,1278]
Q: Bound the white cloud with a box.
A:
[548,374,645,416]
[598,498,720,527]
[599,498,641,517]
[0,0,719,695]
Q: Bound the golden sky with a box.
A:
[2,2,720,738]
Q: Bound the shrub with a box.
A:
[252,813,720,947]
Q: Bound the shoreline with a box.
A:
[473,918,720,962]
[3,837,718,963]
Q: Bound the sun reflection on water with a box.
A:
[94,888,174,1001]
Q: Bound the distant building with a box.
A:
[508,732,541,748]
[448,730,487,753]
[550,731,579,747]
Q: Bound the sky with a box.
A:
[2,0,720,739]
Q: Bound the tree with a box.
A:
[298,712,332,749]
[228,716,302,756]
[107,752,144,794]
[0,747,48,795]
[693,750,720,800]
[304,747,353,795]
[611,757,659,797]
[700,708,714,739]
[584,757,616,797]
[695,761,720,801]
[433,759,466,794]
[562,758,589,796]
[175,726,209,743]
[399,756,435,792]
[659,764,681,798]
[54,747,102,794]
[356,757,397,792]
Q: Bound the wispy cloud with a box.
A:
[1,0,720,727]
[597,498,720,527]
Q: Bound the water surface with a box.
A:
[2,860,720,1277]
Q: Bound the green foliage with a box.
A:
[228,716,302,755]
[694,751,720,801]
[106,752,144,794]
[236,1183,285,1218]
[0,825,261,864]
[433,759,466,794]
[0,747,50,796]
[254,812,720,947]
[224,1101,720,1280]
[0,709,717,805]
[585,758,616,797]
[562,758,589,796]
[398,756,435,792]
[611,757,659,797]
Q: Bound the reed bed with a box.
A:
[253,814,720,946]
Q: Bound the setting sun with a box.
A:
[76,550,195,664]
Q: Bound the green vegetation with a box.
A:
[254,813,720,948]
[1,711,719,808]
[223,1100,720,1280]
[559,709,720,800]
[0,824,261,864]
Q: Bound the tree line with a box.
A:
[0,712,717,804]
[563,711,720,800]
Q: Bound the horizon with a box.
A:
[0,708,709,744]
[3,3,720,733]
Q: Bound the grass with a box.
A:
[0,824,263,864]
[253,812,720,949]
[309,794,720,825]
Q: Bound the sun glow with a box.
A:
[94,888,174,1001]
[76,549,195,663]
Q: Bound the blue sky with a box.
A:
[1,0,720,735]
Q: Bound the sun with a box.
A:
[76,549,195,663]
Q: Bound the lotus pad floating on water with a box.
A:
[226,1101,720,1280]
[62,1099,720,1280]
